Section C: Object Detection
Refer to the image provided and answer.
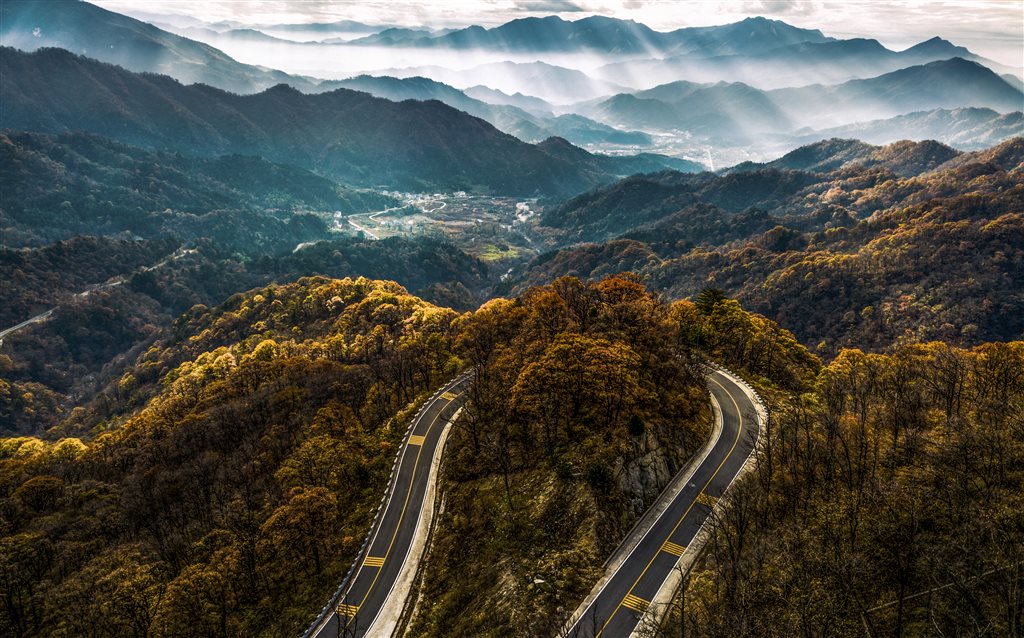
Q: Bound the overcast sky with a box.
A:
[93,0,1024,66]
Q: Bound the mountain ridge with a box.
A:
[0,46,670,197]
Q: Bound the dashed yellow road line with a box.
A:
[593,374,745,637]
[661,540,686,556]
[339,382,461,628]
[363,556,385,568]
[337,603,360,617]
[622,594,649,613]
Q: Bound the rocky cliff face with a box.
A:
[615,413,711,517]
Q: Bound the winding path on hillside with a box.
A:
[562,367,765,637]
[0,248,196,346]
[303,366,764,638]
[305,373,471,638]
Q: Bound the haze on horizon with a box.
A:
[93,0,1024,67]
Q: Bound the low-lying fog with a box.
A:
[194,36,619,81]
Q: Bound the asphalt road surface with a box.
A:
[308,374,470,638]
[565,368,761,637]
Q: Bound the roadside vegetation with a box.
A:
[0,277,463,637]
[405,279,815,636]
[657,340,1024,637]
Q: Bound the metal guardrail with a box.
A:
[683,362,771,562]
[301,364,768,638]
[700,361,771,519]
[623,363,772,636]
[300,370,473,638]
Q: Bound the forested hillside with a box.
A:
[0,275,820,637]
[519,137,1024,356]
[2,269,1019,638]
[407,277,817,636]
[0,237,489,435]
[669,340,1024,637]
[0,131,396,248]
[0,277,464,636]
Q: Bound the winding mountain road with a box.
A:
[305,374,471,638]
[563,367,764,637]
[0,248,196,346]
[304,366,762,638]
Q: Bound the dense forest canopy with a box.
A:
[516,137,1024,357]
[671,341,1024,637]
[0,131,397,248]
[0,237,489,435]
[1,277,465,636]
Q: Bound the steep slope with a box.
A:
[0,278,467,636]
[403,276,723,636]
[670,341,1024,638]
[0,47,630,197]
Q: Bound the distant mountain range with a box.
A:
[594,36,1020,90]
[1,0,1020,165]
[374,61,631,105]
[796,108,1024,150]
[585,58,1023,139]
[321,75,660,148]
[350,15,832,56]
[0,48,697,196]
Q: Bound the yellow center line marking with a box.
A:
[363,556,385,567]
[661,540,687,556]
[407,434,425,446]
[622,594,650,612]
[337,603,360,617]
[341,382,460,623]
[594,374,745,637]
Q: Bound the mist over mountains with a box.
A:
[345,15,834,55]
[0,0,319,94]
[2,0,1020,167]
[1,4,1023,638]
[1,47,700,197]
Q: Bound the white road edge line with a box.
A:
[305,375,465,638]
[365,404,464,636]
[628,368,768,637]
[560,368,730,636]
